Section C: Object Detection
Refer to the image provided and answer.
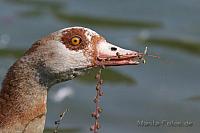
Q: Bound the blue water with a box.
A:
[1,0,200,133]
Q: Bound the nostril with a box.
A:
[111,47,117,51]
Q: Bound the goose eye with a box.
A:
[71,36,81,45]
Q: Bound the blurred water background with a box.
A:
[0,0,200,133]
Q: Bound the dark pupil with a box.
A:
[74,40,77,42]
[111,47,117,51]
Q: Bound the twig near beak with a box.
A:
[144,46,148,55]
[140,46,161,63]
[116,52,121,58]
[141,46,148,64]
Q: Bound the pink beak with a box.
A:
[95,40,143,66]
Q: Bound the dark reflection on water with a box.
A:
[0,49,24,58]
[138,36,200,56]
[77,68,135,84]
[6,0,162,29]
[51,13,161,29]
[44,128,81,133]
[1,0,200,133]
[6,0,63,8]
[186,95,200,101]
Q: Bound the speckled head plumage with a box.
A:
[23,27,141,85]
[45,26,141,69]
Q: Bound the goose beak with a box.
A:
[95,40,143,66]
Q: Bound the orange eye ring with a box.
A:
[71,36,81,45]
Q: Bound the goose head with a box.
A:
[24,27,141,86]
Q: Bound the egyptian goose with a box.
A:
[0,27,141,133]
